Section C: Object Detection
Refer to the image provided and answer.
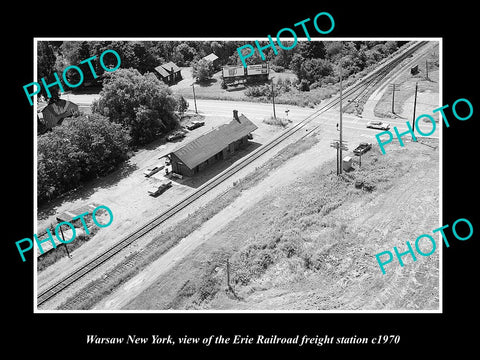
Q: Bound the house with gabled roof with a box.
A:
[154,61,182,85]
[202,53,219,69]
[167,110,257,176]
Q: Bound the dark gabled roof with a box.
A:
[171,114,257,169]
[162,61,181,73]
[154,65,170,78]
[154,61,181,78]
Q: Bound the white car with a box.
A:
[144,165,164,177]
[366,121,390,130]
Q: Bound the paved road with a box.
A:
[59,93,439,147]
[60,93,315,121]
[185,98,313,122]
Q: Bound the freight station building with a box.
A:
[167,110,257,177]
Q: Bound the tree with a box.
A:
[296,41,326,59]
[37,41,59,102]
[172,43,197,66]
[92,68,180,145]
[104,41,157,74]
[37,114,130,203]
[192,59,214,82]
[325,42,343,60]
[174,94,189,114]
[59,41,92,87]
[290,53,305,76]
[292,57,334,87]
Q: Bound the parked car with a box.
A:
[366,120,390,130]
[353,142,372,155]
[167,130,187,141]
[186,120,205,130]
[144,165,164,177]
[147,181,172,197]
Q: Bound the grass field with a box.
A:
[124,138,439,310]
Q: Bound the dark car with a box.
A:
[167,130,187,141]
[353,142,372,155]
[147,181,172,197]
[186,120,205,130]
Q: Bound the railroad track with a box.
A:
[37,40,429,308]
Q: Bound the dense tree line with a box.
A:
[38,40,407,95]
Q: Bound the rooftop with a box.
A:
[171,112,257,169]
[203,53,219,62]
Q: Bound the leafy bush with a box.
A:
[263,116,289,127]
[298,79,310,91]
[245,84,271,97]
[174,94,189,114]
[192,58,215,82]
[197,277,220,301]
[275,78,292,93]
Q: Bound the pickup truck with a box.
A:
[353,142,372,155]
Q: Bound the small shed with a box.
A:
[202,53,219,69]
[154,61,182,85]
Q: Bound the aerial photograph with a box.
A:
[33,39,440,311]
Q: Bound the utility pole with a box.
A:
[390,84,400,114]
[339,60,343,174]
[226,259,231,290]
[331,139,348,175]
[191,83,198,114]
[392,83,395,113]
[425,59,429,80]
[412,82,418,140]
[271,79,276,120]
[59,225,71,259]
[335,145,339,175]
